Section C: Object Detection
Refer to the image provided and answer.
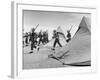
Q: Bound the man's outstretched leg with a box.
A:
[52,39,57,50]
[57,39,62,47]
[30,42,33,53]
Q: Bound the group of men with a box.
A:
[23,27,71,53]
[23,28,49,53]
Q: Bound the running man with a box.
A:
[29,28,37,53]
[52,30,62,50]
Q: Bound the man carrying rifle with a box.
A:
[52,30,62,50]
[66,30,71,42]
[25,32,29,46]
[66,26,72,42]
[29,28,37,53]
[38,30,44,45]
[29,24,39,53]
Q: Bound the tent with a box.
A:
[54,16,91,64]
[56,26,66,40]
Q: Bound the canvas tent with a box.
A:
[54,16,91,64]
[56,26,66,40]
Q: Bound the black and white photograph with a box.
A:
[22,10,91,69]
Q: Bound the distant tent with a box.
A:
[56,26,66,39]
[43,26,67,47]
[56,26,63,33]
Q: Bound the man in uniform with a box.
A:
[38,30,44,45]
[66,30,71,42]
[52,30,62,50]
[24,32,29,46]
[30,28,37,53]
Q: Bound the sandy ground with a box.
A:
[23,41,91,69]
[23,46,69,69]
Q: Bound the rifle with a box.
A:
[69,25,73,32]
[34,24,39,31]
[31,24,39,32]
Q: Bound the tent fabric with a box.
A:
[56,26,66,40]
[77,16,90,32]
[53,16,91,64]
[56,26,64,33]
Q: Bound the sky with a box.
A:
[23,10,91,40]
